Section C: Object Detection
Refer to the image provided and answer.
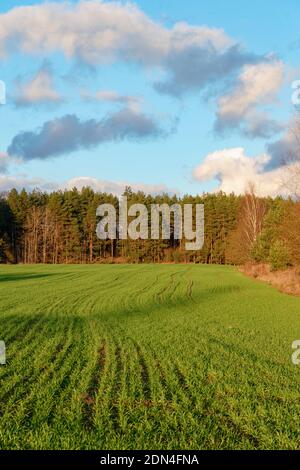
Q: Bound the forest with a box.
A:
[0,185,299,269]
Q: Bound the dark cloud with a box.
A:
[266,133,300,169]
[243,116,283,139]
[7,108,165,161]
[154,44,259,97]
[214,112,283,139]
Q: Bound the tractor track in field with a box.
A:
[0,317,56,384]
[174,364,196,407]
[110,326,154,406]
[109,344,124,432]
[131,340,151,401]
[147,346,174,403]
[8,315,44,344]
[135,275,160,308]
[209,284,241,296]
[150,346,198,411]
[24,329,83,427]
[155,359,173,402]
[25,355,79,427]
[82,340,107,430]
[86,270,154,318]
[0,315,34,342]
[0,338,72,414]
[168,269,191,303]
[216,413,261,449]
[0,324,76,415]
[186,279,195,303]
[0,316,41,365]
[207,333,292,379]
[155,272,181,305]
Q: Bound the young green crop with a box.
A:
[0,264,300,449]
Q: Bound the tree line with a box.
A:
[0,185,299,269]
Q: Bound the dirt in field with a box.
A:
[241,263,300,296]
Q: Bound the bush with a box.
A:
[268,240,290,271]
[172,250,183,263]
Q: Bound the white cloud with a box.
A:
[215,61,285,137]
[14,64,62,106]
[0,175,57,192]
[0,1,256,96]
[0,2,231,64]
[81,89,142,111]
[0,174,178,196]
[219,61,284,116]
[193,147,294,197]
[63,177,178,196]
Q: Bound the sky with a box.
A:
[0,0,300,197]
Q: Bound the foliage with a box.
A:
[0,188,240,265]
[269,240,290,271]
[1,187,300,269]
[251,198,288,263]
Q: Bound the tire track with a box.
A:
[174,364,196,407]
[108,343,124,432]
[20,322,81,427]
[145,345,174,404]
[186,279,195,303]
[155,271,180,305]
[82,340,106,430]
[0,324,74,416]
[131,340,151,401]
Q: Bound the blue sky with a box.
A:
[0,0,299,196]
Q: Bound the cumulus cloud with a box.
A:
[14,63,62,107]
[7,107,166,160]
[63,177,178,196]
[241,111,283,139]
[0,175,57,193]
[215,61,285,137]
[0,1,259,96]
[154,43,258,97]
[0,1,169,64]
[192,147,293,197]
[0,174,177,196]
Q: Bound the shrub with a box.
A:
[268,240,290,271]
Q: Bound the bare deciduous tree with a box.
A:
[242,183,267,246]
[226,184,266,264]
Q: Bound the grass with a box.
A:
[0,263,300,450]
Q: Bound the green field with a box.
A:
[0,264,300,450]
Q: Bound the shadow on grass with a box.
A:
[0,273,57,283]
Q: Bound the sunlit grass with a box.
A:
[0,264,300,449]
